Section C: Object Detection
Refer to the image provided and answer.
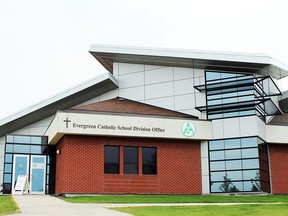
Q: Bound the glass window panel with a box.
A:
[124,147,138,163]
[4,174,12,183]
[143,165,157,175]
[4,164,12,173]
[142,147,156,164]
[244,181,260,192]
[31,145,47,154]
[6,135,14,143]
[222,98,237,104]
[41,136,48,144]
[238,95,254,102]
[243,170,259,180]
[238,90,254,96]
[210,151,225,160]
[5,154,12,163]
[225,149,241,160]
[226,160,242,170]
[104,146,119,174]
[210,182,223,193]
[207,94,221,100]
[221,73,236,79]
[104,164,119,174]
[207,99,222,106]
[124,147,138,174]
[142,147,157,175]
[210,172,226,181]
[225,139,241,149]
[225,171,243,181]
[223,112,238,118]
[209,140,224,150]
[3,183,12,194]
[208,113,223,119]
[124,164,138,174]
[241,137,257,148]
[206,72,221,81]
[5,144,13,152]
[210,161,225,171]
[242,159,259,169]
[30,137,43,144]
[14,135,31,144]
[216,181,242,192]
[14,144,30,153]
[242,148,258,158]
[104,146,119,163]
[239,110,256,116]
[222,92,238,98]
[230,181,243,192]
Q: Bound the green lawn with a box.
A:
[0,196,19,215]
[114,204,288,216]
[62,194,288,204]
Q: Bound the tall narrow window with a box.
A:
[142,147,157,175]
[124,147,138,174]
[104,146,119,174]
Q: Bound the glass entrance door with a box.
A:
[12,155,46,194]
[12,155,29,194]
[30,155,46,194]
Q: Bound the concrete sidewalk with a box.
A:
[10,195,132,216]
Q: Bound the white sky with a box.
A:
[1,0,288,119]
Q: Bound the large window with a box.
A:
[209,137,270,193]
[104,146,119,174]
[142,147,157,175]
[195,71,282,120]
[124,147,138,174]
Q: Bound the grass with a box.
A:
[113,204,288,216]
[0,196,19,215]
[62,194,288,204]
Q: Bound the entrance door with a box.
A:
[12,155,46,194]
[12,155,29,194]
[30,155,46,194]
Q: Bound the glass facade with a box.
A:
[209,137,270,193]
[195,71,282,120]
[3,135,56,194]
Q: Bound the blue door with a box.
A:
[30,155,46,194]
[12,155,29,194]
[12,155,46,194]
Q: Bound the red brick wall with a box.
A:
[269,144,288,194]
[55,135,201,195]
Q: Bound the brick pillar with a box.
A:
[119,146,124,175]
[138,147,142,175]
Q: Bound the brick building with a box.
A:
[1,45,288,195]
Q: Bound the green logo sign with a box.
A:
[182,122,196,137]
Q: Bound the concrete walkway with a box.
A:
[10,195,132,216]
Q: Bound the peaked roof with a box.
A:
[0,73,118,137]
[89,44,288,79]
[70,97,198,119]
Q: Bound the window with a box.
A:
[124,147,138,174]
[195,71,282,120]
[104,146,119,174]
[209,137,270,193]
[142,147,157,175]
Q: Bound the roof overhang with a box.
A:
[0,72,119,137]
[89,44,288,79]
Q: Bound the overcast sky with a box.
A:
[1,0,288,119]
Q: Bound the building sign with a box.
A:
[46,111,212,144]
[182,122,196,137]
